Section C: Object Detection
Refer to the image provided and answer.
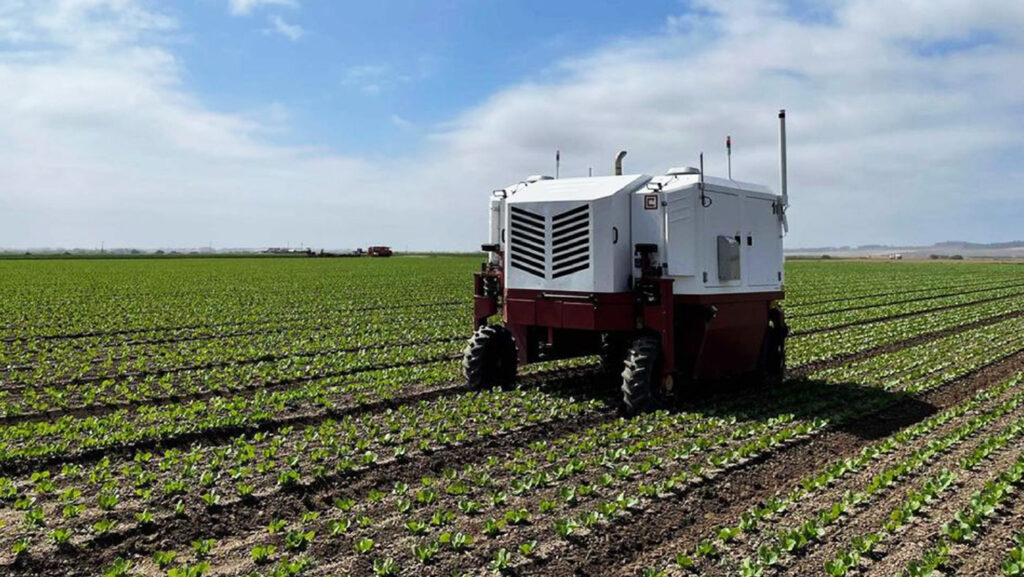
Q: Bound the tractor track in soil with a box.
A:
[789,289,1024,337]
[533,349,1024,577]
[790,307,1024,377]
[0,365,603,476]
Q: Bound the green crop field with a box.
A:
[2,256,1024,577]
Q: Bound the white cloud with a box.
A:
[266,14,303,41]
[341,59,433,94]
[228,0,295,16]
[342,64,390,94]
[426,0,1024,248]
[390,114,412,129]
[2,0,1024,250]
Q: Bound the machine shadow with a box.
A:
[534,371,938,442]
[676,377,939,441]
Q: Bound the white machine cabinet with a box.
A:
[631,174,784,295]
[504,175,648,293]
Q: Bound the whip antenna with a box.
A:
[726,135,732,180]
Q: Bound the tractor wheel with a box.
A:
[759,308,788,386]
[599,333,628,382]
[621,334,662,414]
[463,325,518,390]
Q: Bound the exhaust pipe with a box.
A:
[778,110,788,208]
[615,150,627,175]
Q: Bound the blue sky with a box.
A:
[1,0,1023,250]
[175,1,683,154]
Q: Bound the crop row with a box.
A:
[41,322,1023,577]
[811,313,1024,394]
[0,386,607,560]
[783,262,1024,306]
[0,258,475,339]
[0,304,467,373]
[73,396,833,577]
[0,340,464,419]
[788,293,1024,368]
[788,283,1024,335]
[644,372,1024,576]
[785,277,1015,318]
[828,428,1024,576]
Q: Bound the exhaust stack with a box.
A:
[615,150,627,175]
[778,109,788,208]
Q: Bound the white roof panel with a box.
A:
[508,174,651,203]
[654,174,775,196]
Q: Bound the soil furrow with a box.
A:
[0,300,466,343]
[945,481,1024,577]
[1,408,622,575]
[0,352,463,427]
[790,290,1024,337]
[791,308,1024,377]
[783,416,1024,576]
[0,365,600,476]
[537,350,1024,577]
[788,281,1024,319]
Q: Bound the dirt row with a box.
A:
[788,279,1024,319]
[785,275,1016,308]
[791,307,1024,377]
[8,347,1016,576]
[0,363,604,477]
[0,300,468,344]
[546,350,1024,577]
[0,341,464,426]
[790,286,1024,336]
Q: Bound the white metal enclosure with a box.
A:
[503,175,649,293]
[630,174,784,295]
[498,171,784,296]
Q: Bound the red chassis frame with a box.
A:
[473,272,783,382]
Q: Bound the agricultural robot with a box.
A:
[465,110,791,411]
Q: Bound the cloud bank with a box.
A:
[1,0,1023,250]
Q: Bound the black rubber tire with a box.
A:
[760,308,788,386]
[599,333,628,379]
[463,325,518,390]
[621,334,662,414]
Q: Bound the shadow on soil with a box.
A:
[682,378,938,441]
[534,368,938,442]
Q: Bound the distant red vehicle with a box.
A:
[367,246,393,257]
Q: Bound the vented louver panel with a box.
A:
[552,205,590,278]
[509,206,546,278]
